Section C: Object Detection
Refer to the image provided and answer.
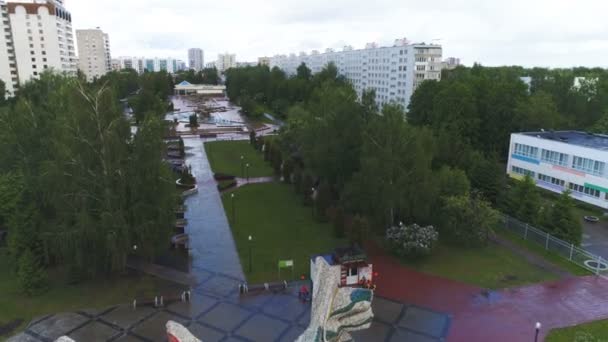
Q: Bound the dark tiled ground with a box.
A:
[8,272,450,342]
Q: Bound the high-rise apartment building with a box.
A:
[188,48,203,71]
[114,56,186,74]
[0,0,77,95]
[269,38,442,109]
[258,56,271,66]
[76,27,111,81]
[216,53,236,72]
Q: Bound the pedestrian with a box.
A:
[299,284,309,302]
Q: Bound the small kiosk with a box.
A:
[310,246,373,288]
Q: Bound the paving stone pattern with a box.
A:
[9,271,450,342]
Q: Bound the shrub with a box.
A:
[179,165,196,186]
[440,194,499,247]
[17,249,48,296]
[386,223,438,257]
[188,114,198,127]
[249,130,257,146]
[348,215,370,245]
[213,173,236,181]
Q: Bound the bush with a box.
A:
[17,249,48,296]
[386,223,438,257]
[179,165,196,186]
[249,130,257,146]
[213,173,236,181]
[441,194,499,247]
[347,215,370,245]
[188,114,199,127]
[217,180,237,192]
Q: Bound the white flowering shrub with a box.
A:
[386,223,438,257]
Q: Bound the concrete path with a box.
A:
[491,234,573,278]
[368,243,608,341]
[183,138,245,281]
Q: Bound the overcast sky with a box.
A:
[67,0,608,68]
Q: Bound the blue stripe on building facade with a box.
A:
[511,154,540,165]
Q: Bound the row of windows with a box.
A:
[572,156,605,177]
[541,149,568,166]
[514,144,606,177]
[512,166,535,177]
[538,173,565,187]
[514,143,539,158]
[514,167,603,199]
[569,183,601,198]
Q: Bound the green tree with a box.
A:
[505,175,541,225]
[17,248,48,296]
[441,194,499,247]
[544,191,582,245]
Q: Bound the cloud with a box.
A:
[66,0,608,67]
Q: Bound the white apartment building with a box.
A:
[76,27,111,81]
[0,0,77,95]
[114,56,185,74]
[507,131,608,209]
[187,48,203,71]
[269,38,442,109]
[216,53,236,72]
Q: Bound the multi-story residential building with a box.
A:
[76,27,111,81]
[269,38,442,109]
[258,56,271,66]
[216,53,236,72]
[187,48,203,71]
[442,57,461,70]
[114,56,185,74]
[0,0,77,95]
[507,131,608,209]
[205,61,216,69]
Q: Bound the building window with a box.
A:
[572,156,605,176]
[538,173,565,187]
[514,143,539,159]
[569,183,601,198]
[512,166,535,178]
[31,58,35,62]
[30,51,35,55]
[541,149,568,166]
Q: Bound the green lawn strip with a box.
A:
[497,229,592,276]
[547,319,608,341]
[204,140,273,178]
[0,248,184,338]
[399,242,559,289]
[222,182,345,284]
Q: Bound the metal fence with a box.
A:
[499,215,608,277]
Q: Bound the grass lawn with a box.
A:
[547,320,608,341]
[400,242,559,289]
[205,140,273,178]
[0,248,184,338]
[497,229,591,276]
[222,182,345,284]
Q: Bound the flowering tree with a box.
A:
[386,223,438,257]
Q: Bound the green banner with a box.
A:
[278,260,294,268]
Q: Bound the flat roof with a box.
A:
[520,131,608,151]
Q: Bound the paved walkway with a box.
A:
[491,234,573,278]
[367,243,608,341]
[183,138,245,280]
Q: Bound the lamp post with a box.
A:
[240,155,244,178]
[246,163,250,182]
[248,235,253,273]
[231,193,236,224]
[534,322,541,342]
[311,187,315,218]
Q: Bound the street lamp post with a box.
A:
[534,322,541,342]
[246,163,250,182]
[311,187,315,218]
[248,235,253,273]
[231,193,236,224]
[240,155,244,178]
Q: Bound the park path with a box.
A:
[367,243,608,341]
[183,138,245,281]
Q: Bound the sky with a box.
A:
[66,0,608,68]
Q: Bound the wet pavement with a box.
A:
[581,217,608,260]
[183,137,245,281]
[9,278,450,342]
[368,242,608,342]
